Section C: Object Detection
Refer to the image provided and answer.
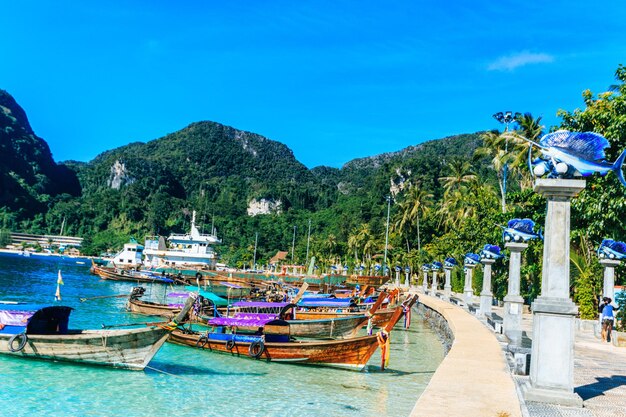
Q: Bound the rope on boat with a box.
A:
[144,365,193,380]
[376,330,390,371]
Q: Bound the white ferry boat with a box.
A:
[143,212,220,269]
[110,239,144,267]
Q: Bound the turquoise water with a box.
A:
[0,253,444,417]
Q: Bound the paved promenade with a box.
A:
[501,308,626,417]
[410,291,626,417]
[410,294,522,417]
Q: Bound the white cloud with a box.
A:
[487,51,554,71]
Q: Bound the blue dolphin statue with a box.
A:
[444,257,457,268]
[597,239,626,260]
[480,244,504,260]
[500,219,542,242]
[464,253,480,266]
[525,131,626,186]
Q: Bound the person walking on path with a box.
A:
[601,297,619,342]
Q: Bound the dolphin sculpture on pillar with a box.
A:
[524,130,626,186]
[597,239,626,260]
[500,218,542,243]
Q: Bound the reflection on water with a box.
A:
[0,252,445,417]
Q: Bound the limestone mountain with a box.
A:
[0,88,484,258]
[0,89,80,224]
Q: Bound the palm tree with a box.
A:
[325,233,337,265]
[437,188,467,230]
[395,184,433,259]
[509,113,545,189]
[476,130,511,213]
[356,223,371,265]
[439,159,476,195]
[347,231,360,263]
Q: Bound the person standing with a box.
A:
[601,297,618,343]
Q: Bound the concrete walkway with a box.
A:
[495,307,626,417]
[410,293,522,417]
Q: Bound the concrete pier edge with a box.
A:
[410,293,522,417]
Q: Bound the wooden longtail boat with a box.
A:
[90,262,176,284]
[0,296,196,370]
[169,304,406,370]
[346,274,389,287]
[295,291,416,329]
[218,289,387,339]
[286,315,369,339]
[206,300,374,340]
[127,286,229,319]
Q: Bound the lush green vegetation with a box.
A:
[2,66,626,317]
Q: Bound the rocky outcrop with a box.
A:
[107,160,135,189]
[247,198,282,216]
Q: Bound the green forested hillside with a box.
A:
[0,89,81,228]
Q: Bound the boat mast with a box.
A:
[60,217,66,236]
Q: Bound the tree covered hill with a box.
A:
[0,87,481,260]
[0,89,80,225]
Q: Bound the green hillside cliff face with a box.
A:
[0,89,80,226]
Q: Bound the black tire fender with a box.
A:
[196,335,209,349]
[248,339,265,359]
[8,333,28,352]
[225,339,236,351]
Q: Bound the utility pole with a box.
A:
[253,232,258,270]
[291,225,296,264]
[383,196,391,276]
[305,219,311,265]
[59,217,66,236]
[492,111,521,213]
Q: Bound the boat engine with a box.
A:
[130,286,146,300]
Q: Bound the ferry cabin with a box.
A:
[112,241,144,267]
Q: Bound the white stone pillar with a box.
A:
[600,258,620,301]
[524,179,585,407]
[404,270,410,288]
[479,258,495,317]
[422,270,429,293]
[431,269,438,295]
[443,266,452,301]
[464,265,475,304]
[395,270,400,287]
[503,242,527,345]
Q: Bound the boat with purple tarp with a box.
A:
[169,302,407,370]
[196,294,388,340]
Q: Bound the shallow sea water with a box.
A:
[0,252,444,417]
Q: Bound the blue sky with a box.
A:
[2,1,625,168]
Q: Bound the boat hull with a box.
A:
[287,315,370,339]
[91,264,172,284]
[296,308,396,328]
[0,327,169,370]
[127,298,180,318]
[169,330,380,370]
